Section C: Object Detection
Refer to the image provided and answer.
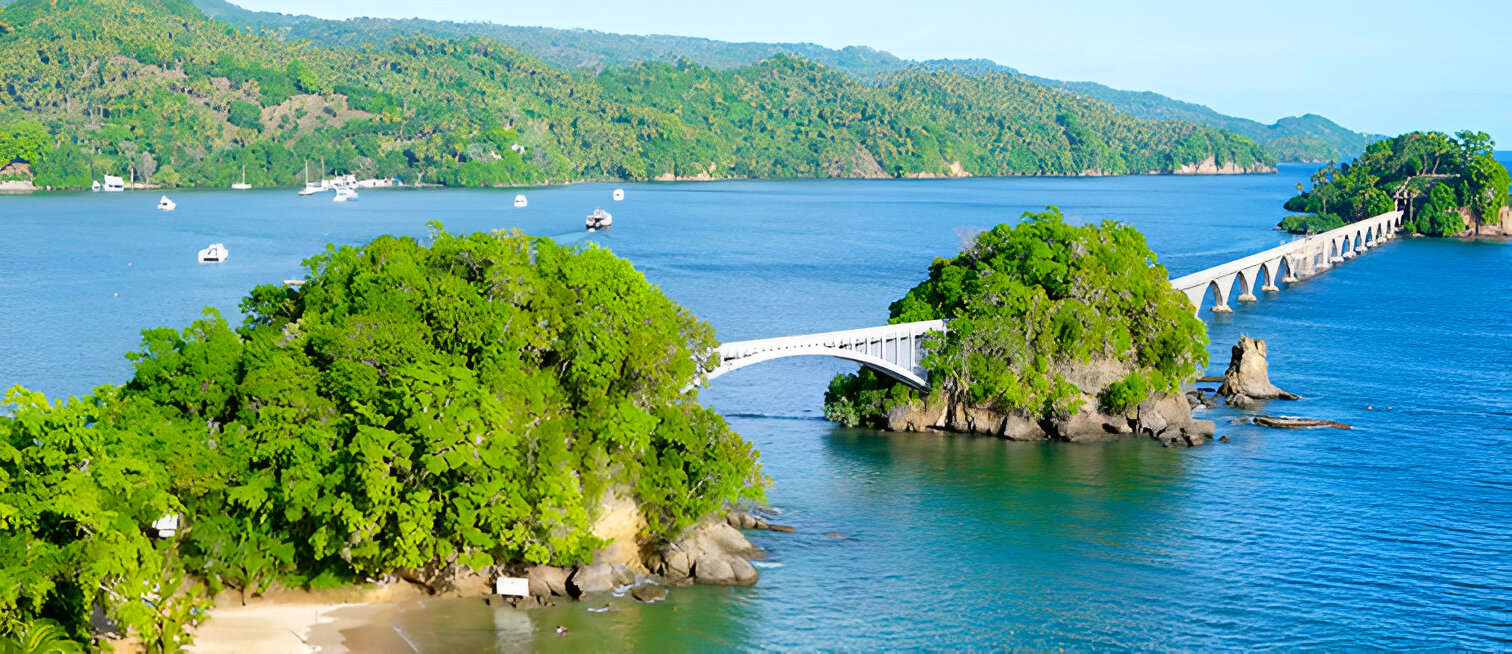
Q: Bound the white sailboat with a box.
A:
[298,161,324,195]
[157,196,176,211]
[232,166,251,190]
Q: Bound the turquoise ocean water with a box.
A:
[2,157,1508,649]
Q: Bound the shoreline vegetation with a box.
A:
[1278,130,1510,238]
[0,228,773,651]
[0,0,1275,192]
[825,207,1218,448]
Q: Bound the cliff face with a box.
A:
[1173,156,1277,175]
[884,391,1215,447]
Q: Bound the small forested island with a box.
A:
[1279,130,1510,237]
[0,229,768,650]
[825,208,1217,447]
[0,0,1275,190]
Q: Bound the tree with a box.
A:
[139,151,157,185]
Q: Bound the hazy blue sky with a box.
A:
[236,0,1511,144]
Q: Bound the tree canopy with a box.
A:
[1281,131,1509,236]
[0,0,1271,189]
[826,208,1208,426]
[0,228,764,649]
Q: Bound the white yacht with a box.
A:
[612,188,625,201]
[586,208,613,230]
[157,196,176,211]
[197,243,229,263]
[514,194,528,208]
[102,175,124,192]
[333,187,358,202]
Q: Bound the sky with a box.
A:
[234,0,1512,144]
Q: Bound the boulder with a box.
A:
[610,564,636,587]
[630,584,668,603]
[568,563,615,596]
[885,400,946,432]
[1001,413,1049,441]
[526,565,571,598]
[1049,398,1131,442]
[658,520,764,587]
[1217,337,1299,401]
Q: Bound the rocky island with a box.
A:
[824,207,1217,447]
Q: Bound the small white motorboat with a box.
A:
[333,187,358,202]
[514,194,528,208]
[612,188,625,201]
[586,207,613,230]
[197,243,229,263]
[157,196,176,211]
[91,180,101,192]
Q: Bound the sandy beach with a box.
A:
[186,586,424,653]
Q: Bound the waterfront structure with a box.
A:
[704,211,1405,387]
[1170,211,1403,314]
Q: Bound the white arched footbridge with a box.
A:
[707,319,945,390]
[704,211,1406,388]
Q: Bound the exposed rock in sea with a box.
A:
[526,565,571,599]
[631,584,668,603]
[881,386,1215,447]
[1217,336,1299,404]
[655,520,764,587]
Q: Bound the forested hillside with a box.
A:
[0,0,1272,189]
[183,0,1376,164]
[1027,79,1383,162]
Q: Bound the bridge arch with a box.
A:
[707,347,930,389]
[702,319,946,392]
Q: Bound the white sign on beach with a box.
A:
[495,577,529,597]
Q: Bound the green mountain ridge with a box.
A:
[186,0,1377,162]
[0,0,1274,190]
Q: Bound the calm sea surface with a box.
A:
[2,157,1509,650]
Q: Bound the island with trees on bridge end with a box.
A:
[824,207,1219,448]
[1280,130,1510,237]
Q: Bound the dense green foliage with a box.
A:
[1030,79,1383,163]
[189,0,1372,164]
[0,0,1271,189]
[1277,213,1346,234]
[825,208,1208,426]
[0,229,763,649]
[1281,131,1509,236]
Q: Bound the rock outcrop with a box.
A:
[882,389,1214,447]
[652,520,764,587]
[1217,336,1299,404]
[1173,156,1277,175]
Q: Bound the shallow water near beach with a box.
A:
[2,157,1509,649]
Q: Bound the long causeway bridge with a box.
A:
[702,211,1405,388]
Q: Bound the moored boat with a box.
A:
[197,243,228,263]
[157,196,176,211]
[333,187,358,202]
[613,188,625,201]
[514,194,528,208]
[102,175,124,192]
[586,207,613,230]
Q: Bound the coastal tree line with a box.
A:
[1280,130,1509,236]
[0,229,765,650]
[0,0,1271,190]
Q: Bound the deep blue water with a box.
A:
[1,160,1508,649]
